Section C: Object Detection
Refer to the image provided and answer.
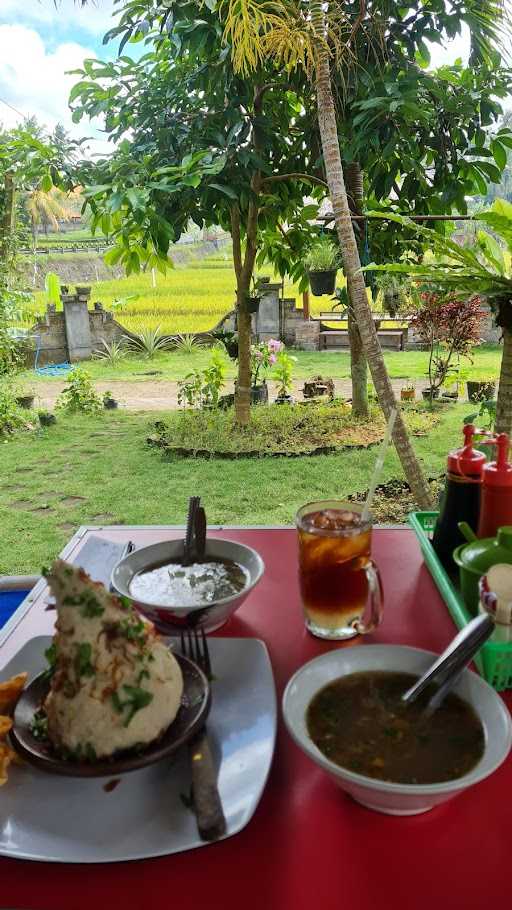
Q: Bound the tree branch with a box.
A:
[261,173,328,189]
[253,82,289,109]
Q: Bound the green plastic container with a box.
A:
[409,511,512,691]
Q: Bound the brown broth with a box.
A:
[307,671,485,784]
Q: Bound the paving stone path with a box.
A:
[31,378,466,411]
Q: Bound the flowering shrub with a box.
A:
[412,292,484,392]
[250,339,283,387]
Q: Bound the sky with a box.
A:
[0,1,486,156]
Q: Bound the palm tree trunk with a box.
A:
[343,161,368,418]
[496,327,512,436]
[311,2,432,508]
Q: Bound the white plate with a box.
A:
[0,636,276,863]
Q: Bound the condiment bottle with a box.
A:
[477,433,512,539]
[432,424,486,571]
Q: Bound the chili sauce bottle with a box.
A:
[432,424,486,571]
[477,433,512,539]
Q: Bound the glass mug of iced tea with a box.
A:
[296,500,384,640]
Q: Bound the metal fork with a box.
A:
[180,628,226,842]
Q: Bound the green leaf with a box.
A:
[209,182,238,199]
[490,140,507,170]
[40,173,53,192]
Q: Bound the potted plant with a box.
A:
[273,349,297,404]
[38,409,56,427]
[211,330,239,360]
[467,378,497,403]
[245,277,268,313]
[15,389,34,409]
[246,339,283,404]
[374,273,408,317]
[400,383,416,401]
[103,391,118,409]
[304,238,340,296]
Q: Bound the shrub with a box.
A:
[272,350,297,397]
[56,368,103,414]
[0,384,29,434]
[172,333,205,354]
[412,292,484,393]
[177,349,227,409]
[125,326,171,359]
[92,338,127,366]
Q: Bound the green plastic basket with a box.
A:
[409,511,512,691]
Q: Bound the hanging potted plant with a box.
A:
[304,238,340,296]
[245,277,267,313]
[374,273,407,317]
[273,349,297,404]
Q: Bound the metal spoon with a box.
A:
[402,613,495,714]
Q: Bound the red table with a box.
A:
[1,526,510,910]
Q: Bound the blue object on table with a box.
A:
[0,589,30,630]
[33,333,72,377]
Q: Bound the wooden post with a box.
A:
[302,291,310,320]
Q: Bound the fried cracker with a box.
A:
[0,672,28,715]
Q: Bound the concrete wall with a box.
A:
[30,291,129,366]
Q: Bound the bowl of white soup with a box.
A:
[111,537,265,632]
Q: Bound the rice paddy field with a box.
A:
[26,249,351,335]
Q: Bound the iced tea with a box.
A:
[296,500,383,640]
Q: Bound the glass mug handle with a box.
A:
[353,559,384,635]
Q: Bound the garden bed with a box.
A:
[147,402,438,458]
[349,476,444,524]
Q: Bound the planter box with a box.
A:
[400,389,415,401]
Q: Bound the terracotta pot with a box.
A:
[400,389,415,401]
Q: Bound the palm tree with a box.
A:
[221,0,433,506]
[25,187,73,240]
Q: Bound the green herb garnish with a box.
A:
[30,709,48,741]
[110,685,154,727]
[74,642,95,678]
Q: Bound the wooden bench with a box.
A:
[319,329,406,351]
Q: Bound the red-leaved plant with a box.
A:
[412,292,484,394]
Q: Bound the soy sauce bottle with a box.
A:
[477,433,512,539]
[432,425,486,571]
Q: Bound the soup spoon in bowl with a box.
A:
[402,613,495,715]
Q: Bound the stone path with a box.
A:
[29,378,467,412]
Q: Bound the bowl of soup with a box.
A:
[111,537,264,633]
[282,644,512,815]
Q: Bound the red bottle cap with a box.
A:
[483,433,512,487]
[447,424,486,476]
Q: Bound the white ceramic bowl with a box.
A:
[111,537,265,633]
[282,644,512,815]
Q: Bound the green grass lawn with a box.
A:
[0,402,466,574]
[20,344,502,385]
